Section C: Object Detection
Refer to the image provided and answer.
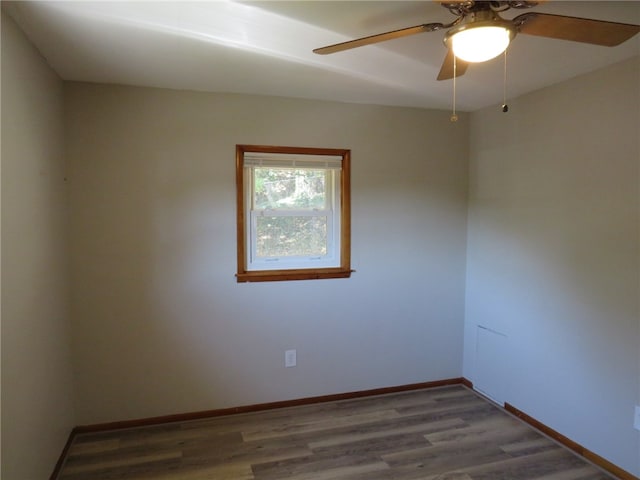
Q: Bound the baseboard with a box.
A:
[49,427,78,480]
[74,377,465,434]
[504,403,639,480]
[51,376,466,478]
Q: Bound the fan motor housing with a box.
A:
[444,9,517,47]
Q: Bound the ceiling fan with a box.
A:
[313,1,640,81]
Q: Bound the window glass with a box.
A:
[256,216,328,258]
[254,168,327,210]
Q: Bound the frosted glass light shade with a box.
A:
[451,26,511,62]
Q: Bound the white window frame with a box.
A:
[245,156,340,271]
[236,145,351,283]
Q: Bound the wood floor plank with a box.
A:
[448,448,608,479]
[528,465,612,480]
[67,438,121,457]
[59,451,182,478]
[500,437,557,455]
[183,439,312,469]
[308,417,465,449]
[267,461,389,480]
[174,461,256,480]
[425,414,529,445]
[251,451,387,480]
[381,437,513,476]
[241,408,401,442]
[310,432,431,458]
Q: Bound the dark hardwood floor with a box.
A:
[56,386,614,480]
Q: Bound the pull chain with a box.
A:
[451,54,458,122]
[502,49,509,113]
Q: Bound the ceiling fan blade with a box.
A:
[437,49,469,81]
[313,23,444,55]
[514,12,640,46]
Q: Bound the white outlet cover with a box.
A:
[634,405,640,431]
[285,349,296,368]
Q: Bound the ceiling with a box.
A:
[4,1,640,111]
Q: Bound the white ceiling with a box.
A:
[5,1,640,111]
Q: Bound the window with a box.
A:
[236,145,351,282]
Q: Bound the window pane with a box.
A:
[254,168,326,210]
[256,216,327,257]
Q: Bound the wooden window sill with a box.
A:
[236,268,353,283]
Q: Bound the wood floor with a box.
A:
[56,386,614,480]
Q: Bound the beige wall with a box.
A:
[1,11,76,479]
[464,56,640,476]
[65,83,470,424]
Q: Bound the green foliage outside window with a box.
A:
[254,168,326,210]
[256,216,327,257]
[254,168,329,258]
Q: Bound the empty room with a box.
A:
[1,1,639,479]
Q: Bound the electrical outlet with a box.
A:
[285,349,297,368]
[634,405,640,431]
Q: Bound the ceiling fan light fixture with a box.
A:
[450,25,512,62]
